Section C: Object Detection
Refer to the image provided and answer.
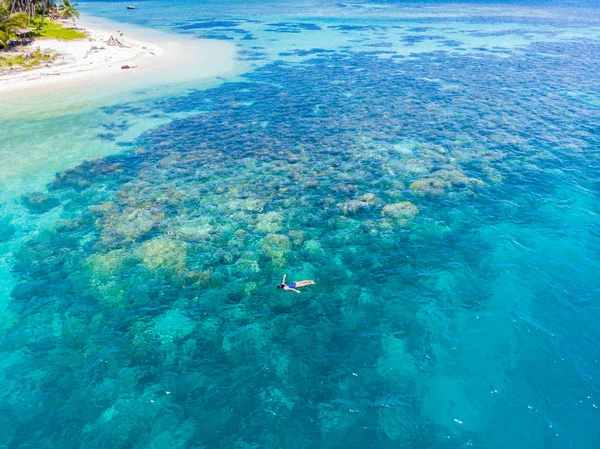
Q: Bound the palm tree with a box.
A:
[0,0,27,49]
[38,0,54,29]
[0,30,8,48]
[58,0,78,22]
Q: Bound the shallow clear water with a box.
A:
[1,1,599,448]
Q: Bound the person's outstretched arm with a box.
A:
[282,274,286,285]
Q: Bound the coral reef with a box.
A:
[2,18,599,449]
[137,237,188,273]
[381,201,419,224]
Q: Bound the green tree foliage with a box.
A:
[58,0,78,22]
[0,1,27,49]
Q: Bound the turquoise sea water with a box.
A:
[1,1,600,448]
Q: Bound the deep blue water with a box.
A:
[1,1,599,448]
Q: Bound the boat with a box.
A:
[126,5,135,10]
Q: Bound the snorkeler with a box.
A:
[277,274,315,293]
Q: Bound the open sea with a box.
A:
[1,1,599,448]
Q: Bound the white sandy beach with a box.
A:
[0,22,162,92]
[0,17,240,117]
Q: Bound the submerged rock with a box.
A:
[410,168,485,197]
[381,201,419,224]
[376,334,418,387]
[180,268,213,287]
[137,237,188,272]
[86,249,125,279]
[167,221,213,242]
[256,211,284,232]
[21,192,60,214]
[409,177,450,196]
[378,402,417,442]
[235,253,261,273]
[101,207,165,242]
[0,217,16,242]
[241,198,266,212]
[152,309,195,343]
[399,157,434,175]
[359,193,378,205]
[261,234,292,264]
[391,139,419,154]
[222,323,272,360]
[288,229,304,245]
[303,239,324,256]
[86,250,128,304]
[338,199,370,214]
[259,387,294,414]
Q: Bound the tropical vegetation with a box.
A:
[0,46,55,68]
[58,0,78,22]
[31,16,86,39]
[0,0,81,49]
[0,1,27,49]
[0,0,83,75]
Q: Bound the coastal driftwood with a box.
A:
[106,36,129,48]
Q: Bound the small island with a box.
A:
[1,0,86,71]
[1,0,161,93]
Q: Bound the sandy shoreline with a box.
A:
[0,22,163,93]
[0,16,240,110]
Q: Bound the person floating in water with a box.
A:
[277,274,315,293]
